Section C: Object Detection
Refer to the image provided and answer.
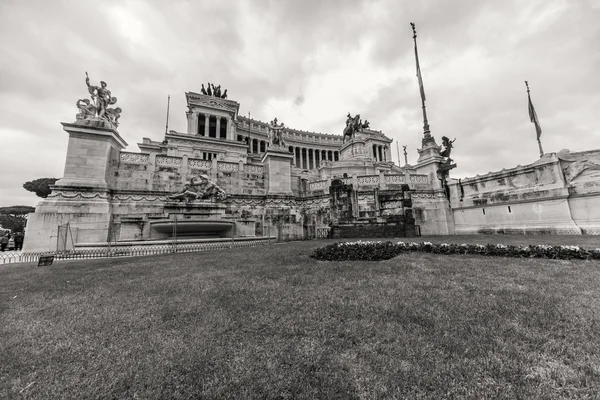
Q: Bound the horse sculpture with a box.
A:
[343,114,361,142]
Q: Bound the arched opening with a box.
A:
[252,138,259,154]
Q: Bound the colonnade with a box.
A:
[289,146,339,170]
[372,144,388,162]
[235,134,339,170]
[188,112,229,139]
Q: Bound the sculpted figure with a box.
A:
[76,99,96,119]
[168,176,227,202]
[268,117,286,147]
[361,120,370,129]
[201,84,207,95]
[440,136,456,159]
[78,72,120,127]
[197,174,227,200]
[214,85,221,97]
[85,72,116,120]
[343,114,361,142]
[221,89,228,99]
[207,82,212,96]
[557,149,600,182]
[105,107,122,127]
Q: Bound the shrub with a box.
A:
[311,241,600,262]
[310,240,404,261]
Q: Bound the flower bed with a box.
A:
[310,241,600,261]
[310,241,404,261]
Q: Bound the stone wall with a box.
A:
[447,152,600,235]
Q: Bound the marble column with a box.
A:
[186,112,193,134]
[204,114,209,136]
[216,118,221,139]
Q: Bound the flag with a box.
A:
[415,44,426,102]
[527,92,542,139]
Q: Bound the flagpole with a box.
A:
[165,94,171,135]
[525,81,544,158]
[411,22,434,146]
[396,141,401,166]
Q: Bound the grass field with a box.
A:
[1,236,600,399]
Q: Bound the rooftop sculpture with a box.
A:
[76,72,122,128]
[343,113,372,142]
[268,118,286,148]
[201,82,228,99]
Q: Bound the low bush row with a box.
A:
[310,240,600,261]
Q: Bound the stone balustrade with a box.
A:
[305,173,429,194]
[120,152,150,164]
[188,159,212,170]
[308,180,328,191]
[384,174,406,184]
[217,161,239,172]
[156,155,183,167]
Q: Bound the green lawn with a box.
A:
[1,237,600,399]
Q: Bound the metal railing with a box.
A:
[0,237,274,265]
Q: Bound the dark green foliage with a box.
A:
[312,241,600,262]
[22,177,58,198]
[0,205,35,232]
[310,241,404,261]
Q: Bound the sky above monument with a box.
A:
[1,0,599,207]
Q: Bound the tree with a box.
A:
[0,206,35,233]
[23,178,58,198]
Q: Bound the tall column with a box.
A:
[216,117,221,139]
[186,112,193,134]
[191,111,198,134]
[227,117,234,140]
[204,114,209,136]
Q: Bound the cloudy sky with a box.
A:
[1,0,599,207]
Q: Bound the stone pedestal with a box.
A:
[23,122,127,252]
[261,148,294,194]
[57,122,128,189]
[340,138,368,161]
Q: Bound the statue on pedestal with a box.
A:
[76,99,96,119]
[76,72,122,128]
[202,82,228,98]
[168,175,227,203]
[268,118,286,148]
[343,113,361,142]
[439,136,456,160]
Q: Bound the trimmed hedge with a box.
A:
[310,241,600,261]
[310,241,403,261]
